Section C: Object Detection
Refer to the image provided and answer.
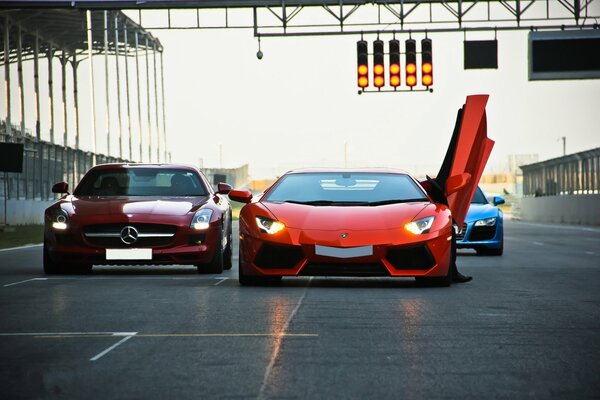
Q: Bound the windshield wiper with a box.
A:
[367,198,427,206]
[282,200,369,206]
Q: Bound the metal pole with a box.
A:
[160,51,167,162]
[135,31,143,162]
[61,51,68,146]
[48,46,54,143]
[3,18,11,138]
[86,10,98,163]
[104,11,111,157]
[33,33,40,142]
[17,24,25,136]
[34,33,42,199]
[145,36,152,163]
[153,42,160,163]
[114,14,123,160]
[124,25,133,161]
[72,54,80,150]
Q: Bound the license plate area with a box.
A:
[106,248,152,260]
[315,245,373,259]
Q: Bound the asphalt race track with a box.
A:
[1,220,599,399]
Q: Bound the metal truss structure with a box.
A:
[4,1,598,37]
[1,9,168,164]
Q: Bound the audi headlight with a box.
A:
[474,217,497,227]
[256,216,285,235]
[405,216,434,235]
[191,209,213,230]
[52,209,69,230]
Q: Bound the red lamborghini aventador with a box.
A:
[43,164,233,274]
[229,94,494,286]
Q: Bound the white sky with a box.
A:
[1,6,599,180]
[155,26,600,179]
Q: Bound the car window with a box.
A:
[264,172,427,204]
[74,168,208,196]
[471,187,488,204]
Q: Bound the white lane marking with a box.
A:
[213,278,228,286]
[532,242,544,246]
[585,251,596,255]
[258,277,313,400]
[0,243,43,252]
[0,331,126,337]
[3,278,48,287]
[90,332,137,361]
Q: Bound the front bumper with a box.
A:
[45,219,221,266]
[239,227,452,278]
[456,220,503,249]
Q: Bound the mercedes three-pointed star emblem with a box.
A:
[120,226,139,245]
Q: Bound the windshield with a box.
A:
[471,187,488,204]
[74,168,208,197]
[264,172,428,205]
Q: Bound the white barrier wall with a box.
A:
[521,195,600,225]
[1,200,54,225]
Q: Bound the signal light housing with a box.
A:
[357,40,369,88]
[421,38,433,87]
[389,39,401,87]
[405,39,417,87]
[373,39,385,88]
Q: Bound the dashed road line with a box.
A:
[3,278,48,287]
[89,332,138,361]
[0,243,42,252]
[213,278,228,286]
[585,251,596,256]
[258,277,313,399]
[532,242,544,246]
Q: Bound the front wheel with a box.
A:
[197,230,224,274]
[223,226,233,270]
[43,242,62,275]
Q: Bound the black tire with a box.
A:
[223,225,233,270]
[43,242,63,275]
[197,230,224,274]
[238,244,281,286]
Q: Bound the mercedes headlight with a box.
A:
[405,216,434,235]
[474,217,497,227]
[256,216,285,235]
[52,209,69,230]
[190,209,213,230]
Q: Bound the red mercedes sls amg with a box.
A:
[229,95,494,286]
[43,164,233,274]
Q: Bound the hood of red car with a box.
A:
[70,196,208,216]
[262,201,430,230]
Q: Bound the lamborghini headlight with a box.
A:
[405,216,434,235]
[474,217,497,227]
[52,209,69,230]
[190,209,213,230]
[256,216,285,235]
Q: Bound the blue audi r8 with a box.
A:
[455,186,504,256]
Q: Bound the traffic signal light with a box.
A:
[357,40,369,88]
[421,38,433,86]
[373,39,385,88]
[405,39,417,87]
[389,39,401,88]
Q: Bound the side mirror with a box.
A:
[217,182,232,195]
[493,196,505,206]
[228,189,252,204]
[52,182,69,194]
[445,173,471,196]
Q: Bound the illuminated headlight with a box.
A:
[52,209,69,230]
[474,217,497,227]
[190,209,213,230]
[405,216,434,235]
[256,216,285,235]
